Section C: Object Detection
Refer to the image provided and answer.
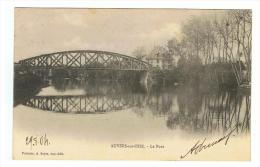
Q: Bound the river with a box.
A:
[13,78,251,160]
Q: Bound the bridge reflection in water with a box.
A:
[21,79,250,134]
[24,94,144,114]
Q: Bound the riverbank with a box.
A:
[14,72,45,106]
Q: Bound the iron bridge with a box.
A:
[19,50,151,71]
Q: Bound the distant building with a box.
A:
[146,52,176,70]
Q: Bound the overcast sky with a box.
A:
[14,8,225,62]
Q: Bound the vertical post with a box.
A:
[80,96,82,112]
[50,98,52,111]
[96,96,98,112]
[80,52,82,67]
[84,97,87,113]
[66,97,68,113]
[62,97,64,112]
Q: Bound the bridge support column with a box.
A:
[139,71,150,88]
[48,69,53,78]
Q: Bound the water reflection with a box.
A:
[51,78,149,95]
[167,89,250,134]
[21,79,250,134]
[24,94,147,114]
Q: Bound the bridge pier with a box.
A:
[48,69,53,78]
[138,71,152,92]
[139,71,148,85]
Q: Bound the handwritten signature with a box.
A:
[180,127,236,159]
[25,134,51,150]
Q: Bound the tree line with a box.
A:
[132,10,252,86]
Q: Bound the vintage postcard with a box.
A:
[13,8,251,160]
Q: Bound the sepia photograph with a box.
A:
[13,8,251,160]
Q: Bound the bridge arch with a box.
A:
[19,50,151,71]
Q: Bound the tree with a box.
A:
[131,46,147,60]
[149,45,169,58]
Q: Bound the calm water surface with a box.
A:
[18,78,250,136]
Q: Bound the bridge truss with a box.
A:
[19,50,151,71]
